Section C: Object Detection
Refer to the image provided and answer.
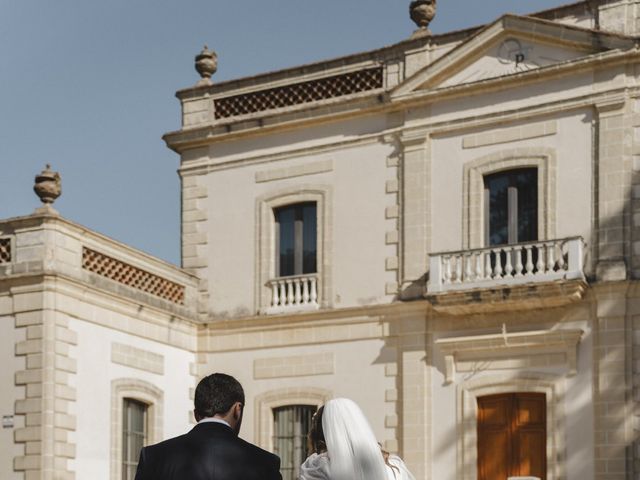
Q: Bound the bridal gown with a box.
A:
[299,452,415,480]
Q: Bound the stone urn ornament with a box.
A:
[410,0,437,38]
[33,164,61,213]
[195,45,218,86]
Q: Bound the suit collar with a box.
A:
[191,421,236,435]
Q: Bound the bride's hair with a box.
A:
[308,398,388,480]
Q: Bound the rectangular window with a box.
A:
[484,168,538,246]
[273,405,316,480]
[275,203,317,277]
[122,399,147,480]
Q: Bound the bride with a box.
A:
[299,398,415,480]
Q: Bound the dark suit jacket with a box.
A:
[134,422,282,480]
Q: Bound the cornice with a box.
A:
[0,212,198,283]
[163,91,387,153]
[0,271,199,324]
[199,300,431,334]
[165,47,640,158]
[178,83,637,177]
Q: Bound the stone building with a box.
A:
[2,0,640,479]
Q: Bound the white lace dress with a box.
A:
[299,453,415,480]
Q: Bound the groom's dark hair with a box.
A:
[194,373,245,419]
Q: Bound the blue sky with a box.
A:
[0,0,570,264]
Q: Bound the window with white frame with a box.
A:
[256,187,332,313]
[273,405,316,480]
[122,399,148,480]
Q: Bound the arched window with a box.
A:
[256,186,332,313]
[122,399,148,480]
[273,404,317,480]
[274,202,317,277]
[110,379,163,480]
[462,148,556,249]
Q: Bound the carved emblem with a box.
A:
[497,38,532,67]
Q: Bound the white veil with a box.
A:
[321,398,388,480]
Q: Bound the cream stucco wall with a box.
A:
[198,336,396,447]
[431,109,593,255]
[200,115,398,316]
[430,305,596,480]
[70,317,195,480]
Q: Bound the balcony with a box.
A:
[427,237,587,314]
[265,273,319,314]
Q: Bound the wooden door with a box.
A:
[477,393,546,480]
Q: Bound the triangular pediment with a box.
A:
[392,15,634,96]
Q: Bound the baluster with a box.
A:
[294,278,302,305]
[454,255,463,284]
[546,242,555,272]
[272,282,280,306]
[525,246,534,275]
[279,281,287,306]
[493,248,503,279]
[504,247,513,278]
[535,243,545,274]
[310,277,318,304]
[485,251,493,279]
[302,278,310,304]
[475,252,484,280]
[514,245,524,277]
[444,256,452,285]
[286,280,294,305]
[556,243,566,270]
[465,254,474,282]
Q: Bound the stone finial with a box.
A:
[34,164,61,214]
[195,45,218,86]
[410,0,437,38]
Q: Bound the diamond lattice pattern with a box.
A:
[214,67,384,119]
[82,248,185,305]
[0,238,10,263]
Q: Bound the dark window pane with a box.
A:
[515,170,537,243]
[485,174,509,246]
[302,204,317,274]
[276,207,296,277]
[274,203,317,277]
[484,168,537,246]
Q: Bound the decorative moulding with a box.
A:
[436,328,583,384]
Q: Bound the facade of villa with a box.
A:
[3,1,640,479]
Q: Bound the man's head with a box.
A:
[194,373,245,434]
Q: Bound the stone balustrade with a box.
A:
[267,273,319,314]
[428,237,585,293]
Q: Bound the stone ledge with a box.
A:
[425,279,588,315]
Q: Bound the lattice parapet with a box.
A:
[214,67,384,119]
[0,237,11,263]
[82,248,185,305]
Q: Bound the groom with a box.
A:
[134,373,282,480]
